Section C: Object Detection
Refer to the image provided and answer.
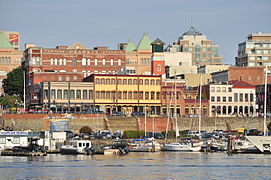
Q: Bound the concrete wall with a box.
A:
[1,114,106,132]
[1,114,270,133]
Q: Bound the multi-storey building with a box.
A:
[23,43,126,108]
[236,32,271,67]
[202,80,256,117]
[211,66,271,86]
[167,26,222,66]
[83,74,162,115]
[123,33,153,75]
[0,31,23,96]
[36,82,94,113]
[0,31,20,50]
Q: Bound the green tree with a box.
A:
[2,67,23,100]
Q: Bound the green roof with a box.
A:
[136,32,152,50]
[0,32,13,48]
[125,40,136,51]
[151,38,165,45]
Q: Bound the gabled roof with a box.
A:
[151,38,165,45]
[136,33,152,50]
[125,40,136,52]
[0,32,13,48]
[68,43,87,49]
[183,26,202,36]
[228,80,255,88]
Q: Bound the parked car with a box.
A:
[146,132,164,139]
[131,112,145,117]
[112,111,125,116]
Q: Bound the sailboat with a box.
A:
[163,73,201,152]
[246,65,271,153]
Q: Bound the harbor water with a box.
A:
[0,152,271,179]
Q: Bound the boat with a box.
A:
[129,138,161,152]
[163,142,201,152]
[60,140,93,155]
[163,73,201,152]
[232,139,260,153]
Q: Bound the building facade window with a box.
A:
[72,58,77,65]
[76,90,81,99]
[83,90,87,99]
[64,90,68,99]
[70,90,75,99]
[89,90,93,99]
[82,58,87,65]
[57,90,62,99]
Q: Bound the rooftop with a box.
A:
[182,26,202,36]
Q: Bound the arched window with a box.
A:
[95,59,98,66]
[118,59,121,66]
[102,59,106,65]
[150,80,155,85]
[59,59,63,65]
[217,106,221,114]
[239,106,243,114]
[185,105,189,115]
[222,106,227,115]
[63,58,66,65]
[101,79,105,85]
[111,79,115,85]
[82,58,87,65]
[54,58,57,65]
[87,59,90,65]
[110,59,114,66]
[96,78,100,84]
[106,79,110,85]
[72,58,77,65]
[234,106,238,114]
[145,79,149,85]
[50,58,54,65]
[244,106,249,115]
[76,90,81,99]
[228,106,232,115]
[64,90,68,99]
[133,79,137,85]
[57,90,62,99]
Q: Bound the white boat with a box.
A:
[60,140,92,155]
[163,142,201,152]
[129,138,161,152]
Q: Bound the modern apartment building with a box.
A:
[167,26,222,66]
[236,32,271,67]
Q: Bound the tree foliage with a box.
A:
[2,67,23,100]
[79,126,93,134]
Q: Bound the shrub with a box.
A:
[79,126,93,134]
[123,130,145,139]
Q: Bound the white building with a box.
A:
[208,80,256,117]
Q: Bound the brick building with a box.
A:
[23,43,126,108]
[0,31,23,96]
[211,66,271,86]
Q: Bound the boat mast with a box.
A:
[264,65,268,136]
[174,71,179,140]
[199,73,202,138]
[145,105,147,138]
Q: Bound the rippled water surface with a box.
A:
[0,152,271,179]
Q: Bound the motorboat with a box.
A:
[60,140,93,155]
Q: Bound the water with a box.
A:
[0,152,271,180]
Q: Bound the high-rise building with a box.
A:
[235,32,271,67]
[167,26,222,66]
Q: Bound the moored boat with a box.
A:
[60,140,93,155]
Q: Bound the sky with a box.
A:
[0,0,270,65]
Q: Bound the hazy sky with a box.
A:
[1,0,270,65]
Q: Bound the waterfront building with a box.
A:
[235,32,271,67]
[0,31,23,96]
[124,33,153,75]
[36,82,94,113]
[83,74,162,115]
[211,66,271,86]
[202,80,256,117]
[23,43,126,108]
[255,84,271,116]
[167,26,222,66]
